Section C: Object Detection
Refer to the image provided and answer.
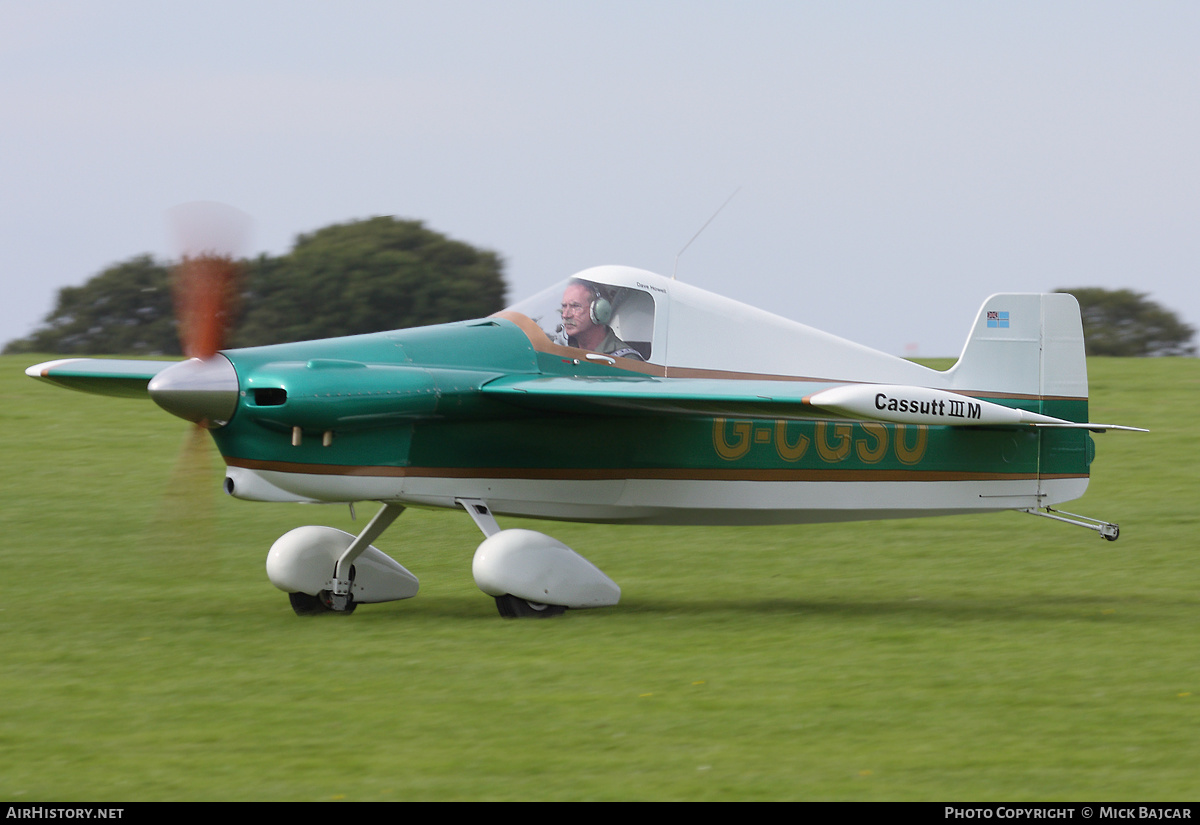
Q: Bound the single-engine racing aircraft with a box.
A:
[27,263,1144,618]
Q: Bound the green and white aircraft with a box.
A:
[27,264,1142,618]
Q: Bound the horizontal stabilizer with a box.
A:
[25,358,181,399]
[1030,422,1147,433]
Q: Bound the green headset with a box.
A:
[589,288,613,325]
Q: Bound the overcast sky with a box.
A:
[3,1,1197,357]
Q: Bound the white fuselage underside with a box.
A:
[225,466,1087,526]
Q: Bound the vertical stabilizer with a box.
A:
[946,293,1088,406]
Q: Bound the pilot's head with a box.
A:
[560,282,600,342]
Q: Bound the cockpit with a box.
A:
[496,264,930,383]
[499,266,664,364]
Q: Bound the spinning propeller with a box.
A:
[148,203,249,428]
[146,204,250,542]
[173,252,242,361]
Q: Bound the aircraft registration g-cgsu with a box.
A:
[27,263,1144,618]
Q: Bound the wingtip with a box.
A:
[25,359,72,379]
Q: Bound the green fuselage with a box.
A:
[211,318,1092,497]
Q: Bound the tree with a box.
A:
[233,217,506,346]
[5,217,508,354]
[1055,288,1196,357]
[5,255,179,355]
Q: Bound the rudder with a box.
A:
[945,293,1088,417]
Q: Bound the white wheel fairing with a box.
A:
[266,526,418,603]
[472,529,620,609]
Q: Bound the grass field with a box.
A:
[2,354,1197,800]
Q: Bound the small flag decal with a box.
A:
[987,310,1009,329]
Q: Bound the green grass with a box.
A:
[2,354,1198,800]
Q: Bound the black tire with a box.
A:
[494,594,567,619]
[289,592,328,616]
[288,591,358,615]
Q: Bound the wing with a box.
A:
[481,374,841,419]
[25,358,181,399]
[481,374,1147,432]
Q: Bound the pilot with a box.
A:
[560,281,644,361]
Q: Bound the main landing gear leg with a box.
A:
[457,498,548,618]
[325,503,407,609]
[266,502,416,615]
[457,498,621,619]
[1021,506,1120,541]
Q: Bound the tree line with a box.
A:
[5,216,507,355]
[1055,288,1195,357]
[5,216,1194,358]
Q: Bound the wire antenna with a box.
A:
[672,187,741,280]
